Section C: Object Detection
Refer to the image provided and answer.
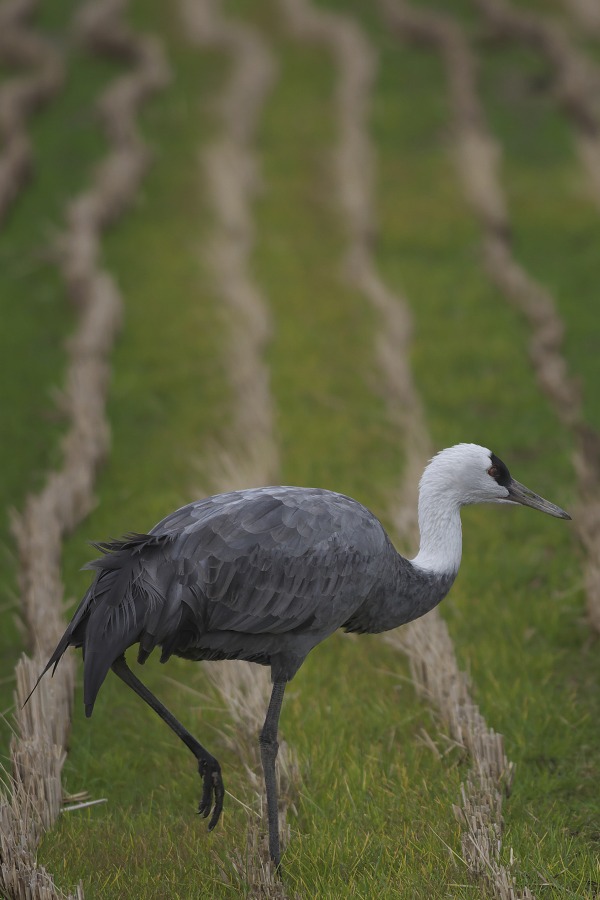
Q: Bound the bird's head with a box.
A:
[421,443,571,519]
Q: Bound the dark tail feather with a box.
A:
[22,636,69,709]
[80,532,171,716]
[83,634,121,718]
[82,600,146,717]
[81,560,152,716]
[22,584,96,709]
[30,532,167,716]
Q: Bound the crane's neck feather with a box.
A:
[410,481,463,576]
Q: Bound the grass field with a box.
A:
[0,0,118,747]
[2,0,599,897]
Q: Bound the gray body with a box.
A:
[40,445,570,869]
[50,486,454,715]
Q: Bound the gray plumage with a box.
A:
[38,444,570,869]
[49,487,454,716]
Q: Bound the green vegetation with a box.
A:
[2,0,599,897]
[0,0,119,748]
[362,0,598,894]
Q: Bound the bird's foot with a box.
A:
[197,757,224,831]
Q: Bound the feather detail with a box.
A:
[37,485,462,715]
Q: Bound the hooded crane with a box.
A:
[38,444,570,867]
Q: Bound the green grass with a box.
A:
[356,0,599,894]
[466,11,600,891]
[241,7,471,894]
[476,15,600,436]
[35,0,240,895]
[2,0,599,896]
[0,0,120,750]
[38,1,469,894]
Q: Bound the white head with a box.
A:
[412,443,570,575]
[420,443,570,514]
[420,443,509,508]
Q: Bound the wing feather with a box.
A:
[144,487,386,640]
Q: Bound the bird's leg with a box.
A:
[259,680,287,869]
[111,654,224,829]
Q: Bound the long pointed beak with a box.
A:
[506,478,571,520]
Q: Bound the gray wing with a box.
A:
[142,487,387,650]
[56,486,390,711]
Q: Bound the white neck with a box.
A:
[410,486,463,576]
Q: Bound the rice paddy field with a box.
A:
[1,0,599,897]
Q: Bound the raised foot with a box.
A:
[197,757,224,831]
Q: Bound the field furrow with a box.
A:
[178,1,297,890]
[562,0,600,33]
[474,0,600,206]
[370,0,597,893]
[2,0,598,895]
[0,2,168,896]
[458,0,600,633]
[281,2,529,897]
[0,0,64,222]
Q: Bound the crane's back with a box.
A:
[46,486,400,715]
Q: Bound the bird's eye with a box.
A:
[488,466,500,478]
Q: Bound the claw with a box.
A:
[197,757,224,830]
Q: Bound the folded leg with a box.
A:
[111,654,224,829]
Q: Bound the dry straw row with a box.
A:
[179,0,296,891]
[470,0,600,635]
[0,0,64,224]
[562,0,600,33]
[380,0,600,883]
[1,1,168,897]
[282,0,527,896]
[381,0,600,639]
[181,0,280,492]
[475,0,600,206]
[0,1,71,894]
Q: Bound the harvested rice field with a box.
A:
[1,0,599,897]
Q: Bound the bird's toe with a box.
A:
[197,757,224,830]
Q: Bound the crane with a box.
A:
[37,443,570,868]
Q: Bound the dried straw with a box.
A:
[0,0,64,224]
[179,0,298,885]
[471,0,600,634]
[283,0,528,895]
[1,2,168,896]
[562,0,600,33]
